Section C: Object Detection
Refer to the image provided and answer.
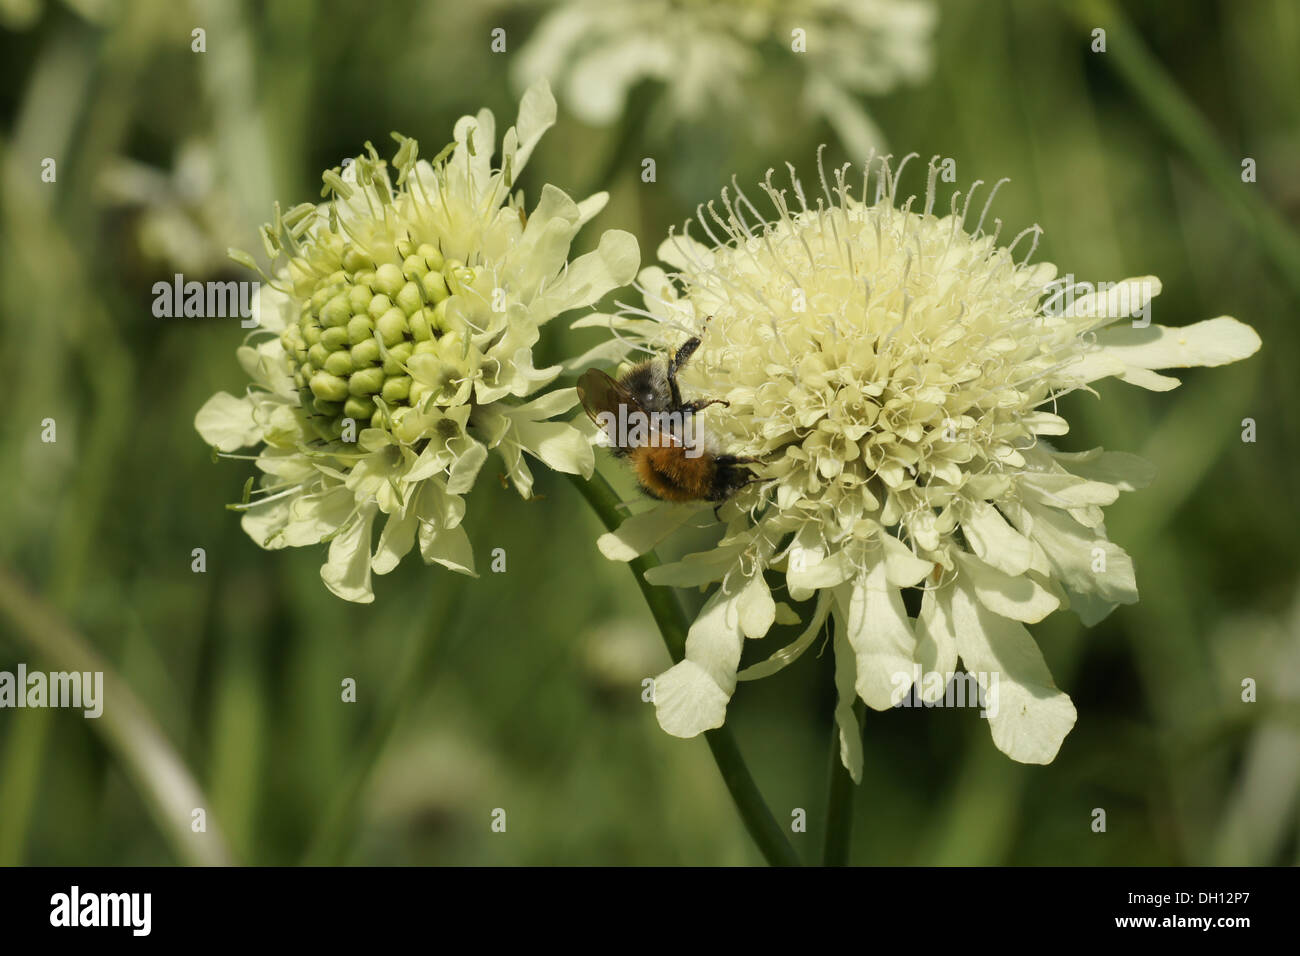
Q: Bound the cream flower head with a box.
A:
[585,152,1260,772]
[512,0,936,155]
[196,81,639,602]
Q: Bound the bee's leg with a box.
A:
[670,336,703,374]
[666,336,702,407]
[680,397,729,415]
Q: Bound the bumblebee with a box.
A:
[577,336,756,503]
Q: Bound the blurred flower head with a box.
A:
[96,140,244,277]
[512,0,936,155]
[196,81,639,602]
[586,152,1261,772]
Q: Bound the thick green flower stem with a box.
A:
[0,565,234,866]
[567,472,802,867]
[1069,0,1300,303]
[822,702,864,866]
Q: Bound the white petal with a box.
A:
[644,543,742,587]
[418,519,476,577]
[511,418,594,477]
[1018,472,1119,508]
[1063,275,1160,324]
[653,661,732,739]
[320,510,375,604]
[653,588,744,737]
[540,229,640,314]
[881,533,933,587]
[773,602,801,626]
[596,503,703,561]
[913,586,958,703]
[1019,411,1070,436]
[281,485,353,547]
[786,547,852,595]
[736,571,775,640]
[513,386,579,420]
[836,563,916,711]
[446,441,488,495]
[1006,499,1137,616]
[371,507,417,576]
[240,497,291,550]
[950,584,1076,764]
[962,502,1033,576]
[195,392,261,452]
[832,627,864,784]
[575,191,608,227]
[1096,316,1261,371]
[656,234,714,273]
[249,282,293,334]
[954,551,1060,624]
[511,78,557,175]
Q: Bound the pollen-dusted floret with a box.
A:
[196,81,639,603]
[586,152,1261,771]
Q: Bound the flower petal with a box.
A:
[539,229,640,314]
[881,533,934,587]
[832,626,864,784]
[653,588,744,737]
[320,509,375,604]
[954,551,1060,623]
[962,502,1034,576]
[597,504,702,561]
[1005,498,1137,622]
[836,563,916,710]
[736,571,776,639]
[913,585,958,703]
[418,517,476,577]
[195,392,261,452]
[372,507,417,576]
[511,418,595,478]
[950,583,1076,764]
[510,78,557,175]
[1096,316,1261,371]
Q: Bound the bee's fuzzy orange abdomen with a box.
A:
[633,445,717,502]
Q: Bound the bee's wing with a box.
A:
[577,368,645,423]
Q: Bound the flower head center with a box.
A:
[279,232,473,440]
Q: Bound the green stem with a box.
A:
[0,566,234,866]
[301,585,462,865]
[567,471,801,866]
[1068,0,1300,302]
[821,702,863,866]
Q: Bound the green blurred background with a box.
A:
[0,0,1297,865]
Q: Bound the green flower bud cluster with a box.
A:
[279,235,474,439]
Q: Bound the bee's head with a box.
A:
[620,361,671,412]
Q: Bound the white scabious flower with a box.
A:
[512,0,936,155]
[196,81,639,603]
[585,153,1261,771]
